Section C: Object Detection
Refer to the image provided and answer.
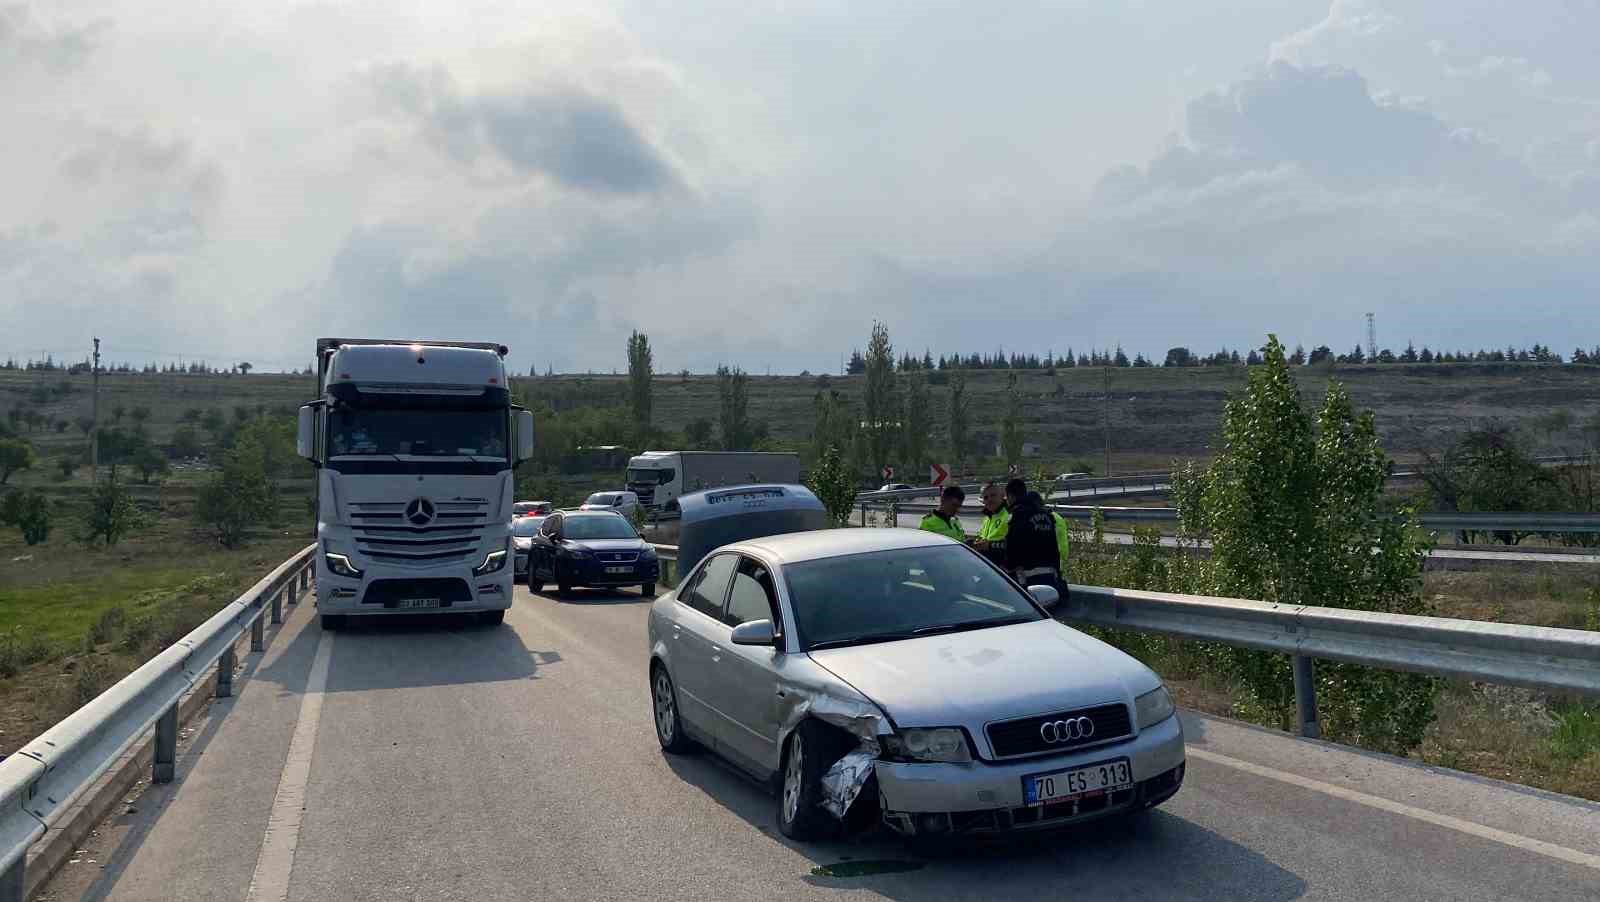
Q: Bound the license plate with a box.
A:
[605,566,632,574]
[1024,758,1133,806]
[397,598,440,609]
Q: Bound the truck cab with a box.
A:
[297,339,535,627]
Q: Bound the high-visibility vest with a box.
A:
[978,509,1011,542]
[1053,513,1070,575]
[918,512,966,542]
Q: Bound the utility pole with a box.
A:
[1366,312,1377,361]
[91,337,101,482]
[1101,363,1111,477]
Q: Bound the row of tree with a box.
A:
[841,342,1600,372]
[1,357,259,375]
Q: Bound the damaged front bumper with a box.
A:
[874,712,1185,835]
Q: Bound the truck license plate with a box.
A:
[1024,758,1133,806]
[605,566,632,574]
[397,598,440,609]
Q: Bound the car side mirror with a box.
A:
[730,619,777,647]
[1027,584,1061,611]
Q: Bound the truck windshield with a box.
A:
[326,408,507,473]
[626,468,674,484]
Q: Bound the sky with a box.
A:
[4,0,1598,375]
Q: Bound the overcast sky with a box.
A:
[4,1,1598,374]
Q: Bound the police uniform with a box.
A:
[918,511,966,542]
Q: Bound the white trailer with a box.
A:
[297,338,534,628]
[625,450,801,512]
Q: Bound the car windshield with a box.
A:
[585,493,619,505]
[563,515,637,540]
[784,545,1044,651]
[328,408,507,460]
[513,518,545,537]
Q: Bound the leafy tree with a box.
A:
[181,407,204,424]
[76,416,94,437]
[196,432,277,548]
[1289,344,1307,365]
[1,490,51,545]
[1164,347,1194,367]
[1000,372,1024,470]
[200,409,227,443]
[901,372,931,475]
[811,390,854,464]
[79,482,144,547]
[134,444,169,484]
[684,418,714,449]
[170,425,204,459]
[947,369,970,474]
[862,322,900,475]
[805,444,858,527]
[130,406,152,431]
[716,365,751,450]
[1173,336,1436,753]
[626,331,654,443]
[846,351,866,375]
[1113,345,1131,367]
[111,404,126,423]
[238,362,253,374]
[0,439,35,484]
[1414,425,1566,545]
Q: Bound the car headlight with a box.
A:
[561,547,592,560]
[513,538,532,550]
[324,552,363,579]
[1135,685,1175,729]
[473,549,508,576]
[640,545,658,561]
[880,728,972,763]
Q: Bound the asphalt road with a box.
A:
[40,584,1600,902]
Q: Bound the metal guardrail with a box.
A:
[0,544,316,900]
[1061,584,1600,738]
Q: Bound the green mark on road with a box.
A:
[810,859,925,878]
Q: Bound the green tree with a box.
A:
[806,444,858,527]
[947,369,970,474]
[626,331,654,443]
[170,425,204,459]
[1000,372,1024,470]
[79,481,143,547]
[1,490,51,545]
[901,371,931,476]
[1173,335,1436,753]
[200,409,227,444]
[0,438,35,484]
[130,406,152,432]
[111,404,126,424]
[716,365,751,450]
[862,322,899,475]
[1414,425,1567,545]
[134,444,169,484]
[181,407,204,425]
[684,418,714,448]
[196,434,277,548]
[238,361,253,374]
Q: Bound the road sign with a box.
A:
[881,466,894,480]
[929,463,949,486]
[1008,464,1021,477]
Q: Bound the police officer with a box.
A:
[972,481,1010,567]
[1003,478,1060,589]
[918,484,967,542]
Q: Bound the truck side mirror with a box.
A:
[296,405,316,462]
[515,409,535,464]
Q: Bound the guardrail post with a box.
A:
[2,856,23,902]
[271,588,283,625]
[217,645,236,697]
[250,611,265,653]
[153,703,178,783]
[859,503,867,527]
[1292,655,1320,739]
[289,569,303,605]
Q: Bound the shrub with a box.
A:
[79,482,145,547]
[2,489,52,545]
[0,627,56,677]
[88,606,129,646]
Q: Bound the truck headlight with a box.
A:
[473,549,508,576]
[324,553,363,579]
[881,728,972,763]
[1136,686,1175,729]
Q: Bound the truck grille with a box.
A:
[985,703,1133,759]
[349,500,492,564]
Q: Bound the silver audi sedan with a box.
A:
[646,528,1186,841]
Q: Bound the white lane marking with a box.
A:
[245,629,334,901]
[1189,747,1600,872]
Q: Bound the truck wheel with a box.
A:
[320,614,344,631]
[640,582,656,597]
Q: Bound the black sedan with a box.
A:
[527,510,661,598]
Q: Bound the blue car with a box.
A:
[528,510,661,598]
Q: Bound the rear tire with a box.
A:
[650,665,696,754]
[777,720,847,841]
[641,582,656,597]
[320,614,344,631]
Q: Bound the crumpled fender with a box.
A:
[776,686,891,820]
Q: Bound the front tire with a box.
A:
[651,665,696,754]
[320,614,345,631]
[640,582,656,597]
[777,721,843,841]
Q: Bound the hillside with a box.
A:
[6,363,1600,476]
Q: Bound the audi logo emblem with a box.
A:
[1039,716,1095,744]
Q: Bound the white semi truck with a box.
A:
[297,338,534,628]
[624,450,801,512]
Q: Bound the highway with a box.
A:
[38,585,1600,902]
